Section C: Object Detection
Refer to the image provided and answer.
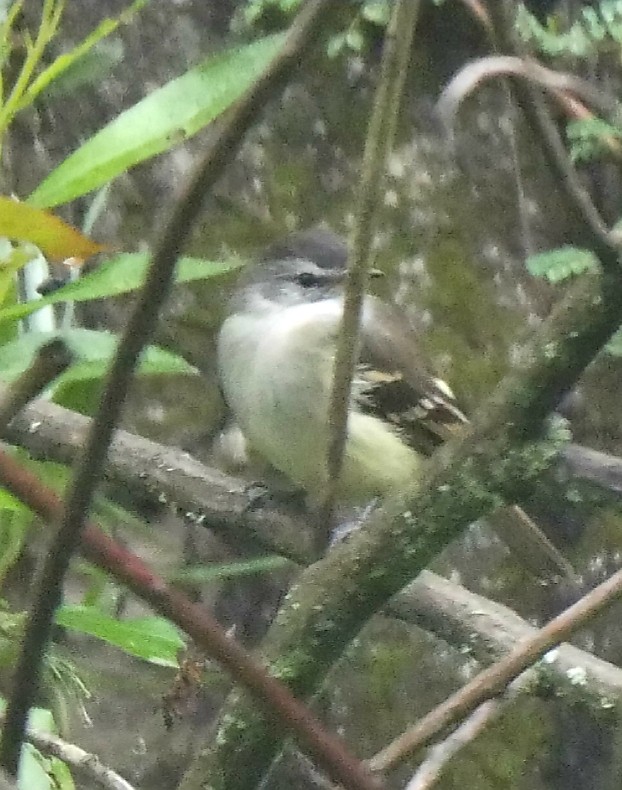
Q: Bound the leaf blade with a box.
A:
[28,33,285,208]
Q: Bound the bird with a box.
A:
[216,227,575,577]
[217,227,467,503]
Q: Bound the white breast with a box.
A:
[217,299,342,491]
[217,297,421,502]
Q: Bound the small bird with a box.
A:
[217,227,467,505]
[217,227,574,577]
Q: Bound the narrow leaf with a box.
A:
[16,0,148,108]
[56,606,185,666]
[28,33,285,208]
[0,197,106,259]
[170,556,291,584]
[0,253,241,326]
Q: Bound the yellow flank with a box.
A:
[218,299,421,505]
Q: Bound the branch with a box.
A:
[437,54,616,256]
[371,562,622,773]
[5,395,316,564]
[181,233,622,786]
[391,571,622,696]
[322,0,421,532]
[1,0,338,772]
[375,570,622,778]
[481,4,618,265]
[0,339,72,430]
[403,701,501,790]
[27,729,136,790]
[561,443,622,496]
[3,387,622,561]
[0,447,382,790]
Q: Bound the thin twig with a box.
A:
[369,562,622,774]
[0,0,336,775]
[27,728,135,790]
[385,568,622,786]
[438,55,615,256]
[391,570,622,698]
[0,0,342,775]
[482,6,621,266]
[322,0,421,535]
[404,700,503,790]
[0,339,72,430]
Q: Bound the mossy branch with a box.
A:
[180,238,622,789]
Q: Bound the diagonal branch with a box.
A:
[0,0,337,775]
[322,0,421,534]
[371,562,622,774]
[179,258,622,790]
[0,447,382,790]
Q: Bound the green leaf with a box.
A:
[17,1,146,109]
[0,327,195,382]
[0,329,196,413]
[170,555,291,585]
[55,606,185,666]
[0,253,240,326]
[567,117,622,163]
[47,757,75,790]
[19,743,55,790]
[28,33,285,208]
[526,246,599,282]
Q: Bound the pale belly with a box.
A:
[218,302,420,503]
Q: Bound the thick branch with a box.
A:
[180,263,622,789]
[391,571,622,699]
[5,396,315,564]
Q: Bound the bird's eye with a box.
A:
[296,271,321,287]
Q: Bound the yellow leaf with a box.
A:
[0,197,107,260]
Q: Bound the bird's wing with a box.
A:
[358,296,468,456]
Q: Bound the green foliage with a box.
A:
[0,0,147,158]
[0,252,242,327]
[526,246,599,282]
[567,117,622,163]
[239,0,302,28]
[516,0,622,58]
[0,328,197,414]
[12,0,147,112]
[28,33,286,208]
[233,0,390,57]
[55,606,185,667]
[524,248,622,357]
